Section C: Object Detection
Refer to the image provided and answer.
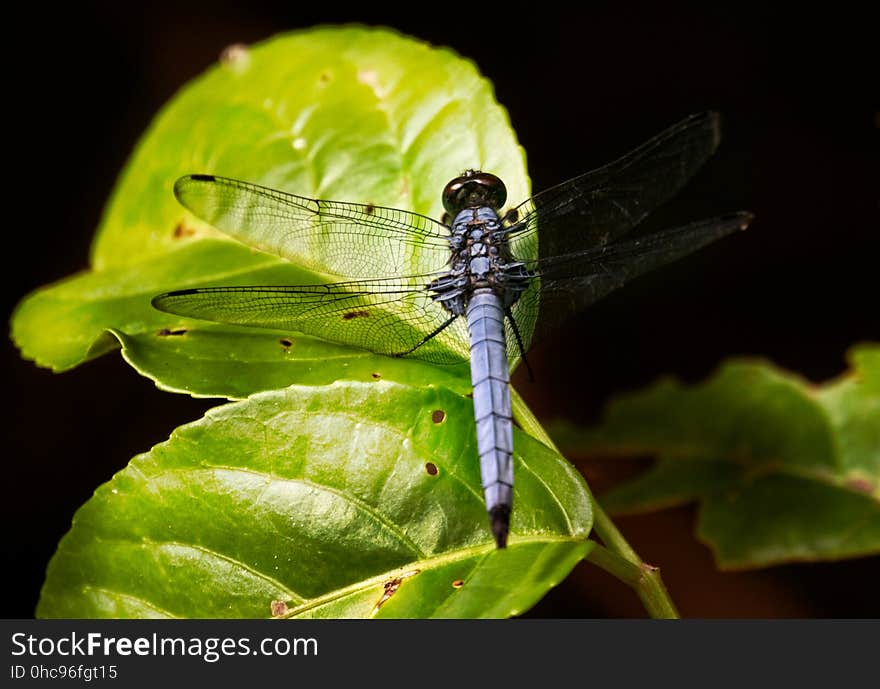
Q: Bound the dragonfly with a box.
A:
[152,111,752,549]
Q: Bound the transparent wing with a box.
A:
[505,112,722,262]
[510,213,753,352]
[174,175,453,278]
[152,274,470,364]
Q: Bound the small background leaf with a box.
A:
[551,345,880,569]
[38,382,592,618]
[11,26,529,391]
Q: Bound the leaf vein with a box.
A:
[80,585,179,618]
[154,464,427,559]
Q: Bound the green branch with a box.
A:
[510,387,680,619]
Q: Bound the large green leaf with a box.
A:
[552,345,880,569]
[12,26,529,391]
[37,382,592,618]
[13,237,471,393]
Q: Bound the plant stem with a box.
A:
[510,386,680,619]
[587,506,680,619]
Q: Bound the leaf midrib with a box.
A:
[279,533,585,618]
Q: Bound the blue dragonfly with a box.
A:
[152,111,752,548]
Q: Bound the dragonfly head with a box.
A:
[442,170,507,214]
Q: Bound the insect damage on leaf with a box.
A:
[270,599,290,617]
[172,222,197,239]
[372,570,420,614]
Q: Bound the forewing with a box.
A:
[506,112,722,262]
[512,213,752,350]
[174,175,453,278]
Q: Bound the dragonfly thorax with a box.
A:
[427,206,530,317]
[451,206,506,285]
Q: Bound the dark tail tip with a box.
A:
[489,505,511,549]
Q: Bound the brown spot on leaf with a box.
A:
[847,477,874,494]
[279,338,292,348]
[373,570,419,613]
[157,328,187,337]
[371,372,381,380]
[431,409,446,424]
[173,222,196,239]
[270,600,289,617]
[425,462,438,476]
[452,579,464,589]
[342,310,370,320]
[220,43,249,66]
[380,579,403,605]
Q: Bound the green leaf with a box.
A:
[551,345,880,569]
[37,382,592,618]
[12,240,300,372]
[11,26,529,392]
[113,327,472,400]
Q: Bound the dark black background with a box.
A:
[5,3,878,618]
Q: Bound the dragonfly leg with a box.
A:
[392,315,459,357]
[504,307,535,382]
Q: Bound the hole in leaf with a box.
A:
[431,409,446,424]
[173,222,196,239]
[270,600,289,617]
[279,338,293,348]
[425,462,438,476]
[373,570,419,613]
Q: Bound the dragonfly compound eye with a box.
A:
[442,170,507,214]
